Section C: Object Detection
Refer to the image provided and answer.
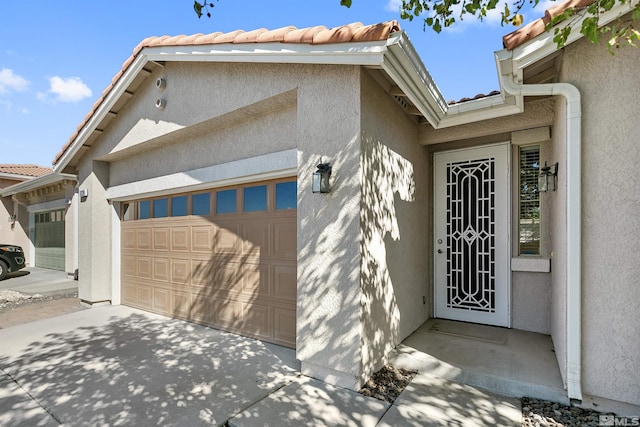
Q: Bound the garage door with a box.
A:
[120,178,297,348]
[35,209,66,271]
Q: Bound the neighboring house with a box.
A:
[0,165,77,275]
[48,0,639,410]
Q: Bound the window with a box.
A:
[138,200,151,219]
[216,190,236,214]
[193,193,211,216]
[153,199,168,218]
[171,196,188,217]
[519,145,541,255]
[276,181,296,210]
[244,185,267,212]
[122,203,134,221]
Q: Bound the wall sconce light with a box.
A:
[312,162,332,193]
[7,214,16,224]
[539,162,558,193]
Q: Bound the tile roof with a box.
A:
[503,0,594,50]
[0,164,53,177]
[52,21,401,166]
[448,90,501,105]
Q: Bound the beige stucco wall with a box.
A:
[77,160,112,302]
[559,35,640,405]
[295,66,364,389]
[359,71,429,376]
[74,62,309,304]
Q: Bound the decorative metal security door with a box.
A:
[434,144,510,327]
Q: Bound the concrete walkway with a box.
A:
[0,267,77,296]
[0,306,521,426]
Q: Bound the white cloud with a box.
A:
[0,68,29,94]
[385,0,402,13]
[47,76,92,103]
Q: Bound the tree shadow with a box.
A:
[0,309,298,426]
[120,180,297,350]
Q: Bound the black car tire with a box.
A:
[0,260,7,280]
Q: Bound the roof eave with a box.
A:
[382,31,449,127]
[504,0,639,75]
[53,40,393,172]
[0,172,77,197]
[0,172,36,181]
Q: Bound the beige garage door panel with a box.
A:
[121,179,297,348]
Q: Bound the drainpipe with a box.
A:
[501,77,582,402]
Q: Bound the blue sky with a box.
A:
[0,0,547,167]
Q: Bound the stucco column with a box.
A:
[295,66,365,390]
[78,160,113,305]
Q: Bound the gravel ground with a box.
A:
[360,365,612,426]
[359,364,418,403]
[0,288,78,314]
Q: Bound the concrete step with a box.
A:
[389,319,569,405]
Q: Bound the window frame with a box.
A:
[517,144,542,257]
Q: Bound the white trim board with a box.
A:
[106,149,297,201]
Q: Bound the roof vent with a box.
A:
[393,95,409,112]
[155,77,166,90]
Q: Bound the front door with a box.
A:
[434,143,510,327]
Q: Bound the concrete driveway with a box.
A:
[0,306,302,426]
[0,304,522,426]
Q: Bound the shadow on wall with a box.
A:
[360,137,416,376]
[0,312,298,426]
[295,149,363,372]
[294,133,417,383]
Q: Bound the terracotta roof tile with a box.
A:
[503,0,594,50]
[53,20,400,166]
[284,26,326,44]
[447,90,501,105]
[257,26,297,43]
[0,164,53,177]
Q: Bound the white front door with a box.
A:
[434,143,510,327]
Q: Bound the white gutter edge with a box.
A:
[499,54,582,402]
[0,172,78,197]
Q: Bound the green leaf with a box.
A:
[193,1,203,18]
[581,16,600,43]
[433,18,442,33]
[601,0,616,11]
[340,0,352,7]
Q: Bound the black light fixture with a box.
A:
[312,161,332,193]
[539,161,558,193]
